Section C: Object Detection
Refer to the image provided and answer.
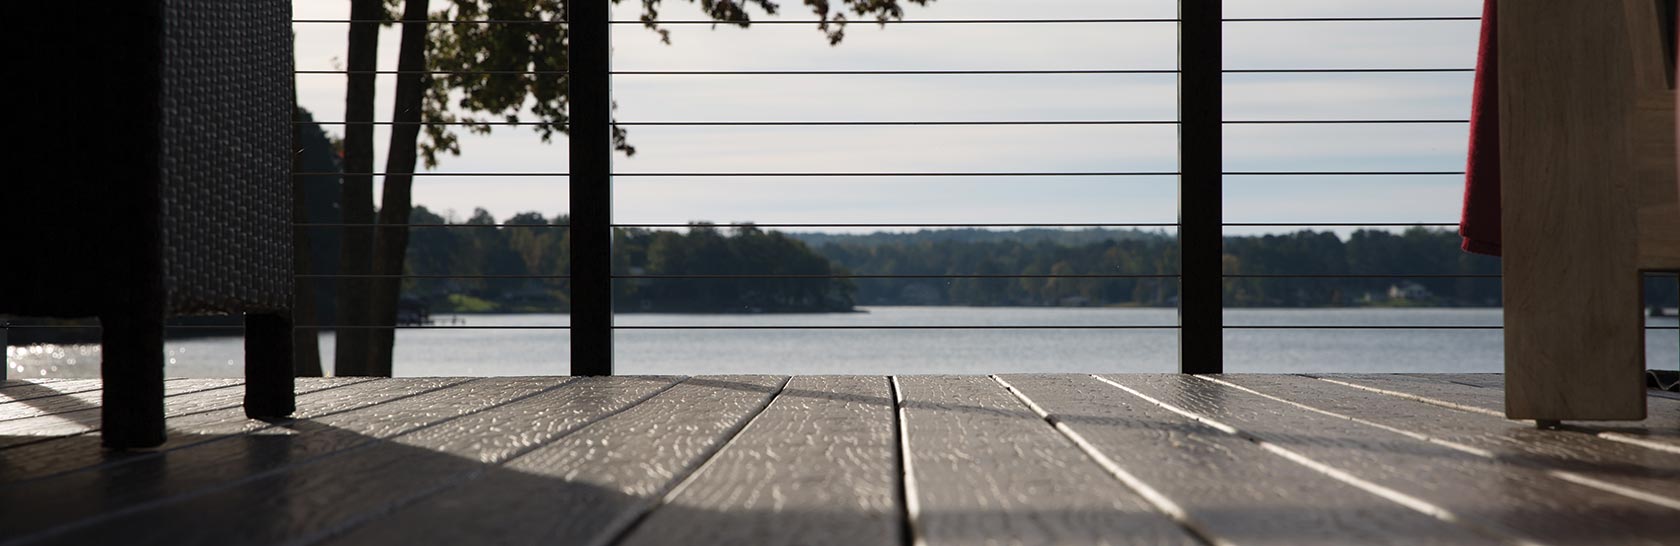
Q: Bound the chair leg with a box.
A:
[100,312,166,449]
[245,312,296,419]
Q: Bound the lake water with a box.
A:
[7,307,1677,378]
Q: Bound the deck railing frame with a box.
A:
[569,0,614,376]
[1177,0,1223,373]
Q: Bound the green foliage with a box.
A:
[401,210,854,313]
[445,293,501,312]
[803,227,1510,308]
[399,215,1680,312]
[807,232,1181,307]
[417,0,934,166]
[616,223,857,312]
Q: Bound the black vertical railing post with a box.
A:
[1178,0,1223,373]
[569,0,614,376]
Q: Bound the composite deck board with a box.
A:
[0,377,490,538]
[617,376,900,546]
[1400,373,1507,389]
[1,380,66,389]
[1217,374,1680,500]
[896,375,1198,546]
[1323,373,1680,450]
[0,374,1671,546]
[1106,374,1680,545]
[0,377,374,483]
[999,374,1495,546]
[0,378,240,422]
[0,380,104,404]
[18,374,675,544]
[0,379,245,449]
[322,375,785,546]
[0,379,75,389]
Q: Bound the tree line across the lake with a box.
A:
[344,210,1679,314]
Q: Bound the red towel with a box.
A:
[1460,1,1500,256]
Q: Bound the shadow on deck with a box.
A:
[1,374,1677,545]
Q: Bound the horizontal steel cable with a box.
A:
[292,222,1463,228]
[291,17,1479,25]
[295,171,1180,177]
[291,273,1493,279]
[611,69,1176,75]
[289,18,1181,25]
[9,324,1671,330]
[294,120,1467,126]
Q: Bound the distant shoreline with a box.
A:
[7,306,1670,347]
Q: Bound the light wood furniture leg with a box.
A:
[1501,0,1680,420]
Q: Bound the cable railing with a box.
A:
[13,4,1679,381]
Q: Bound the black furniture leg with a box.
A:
[244,312,296,419]
[100,311,167,449]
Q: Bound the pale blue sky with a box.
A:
[291,0,1482,234]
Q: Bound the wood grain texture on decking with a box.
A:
[1398,374,1506,389]
[0,377,479,540]
[0,378,240,422]
[0,380,104,404]
[1217,374,1680,505]
[0,379,246,449]
[897,375,1199,546]
[22,377,678,546]
[618,376,901,546]
[321,375,785,546]
[1,379,73,389]
[1000,374,1496,546]
[1322,374,1680,452]
[0,377,375,483]
[1,375,1671,546]
[1106,375,1680,545]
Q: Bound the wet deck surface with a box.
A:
[1,374,1677,545]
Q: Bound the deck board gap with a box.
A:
[12,375,1676,545]
[0,379,244,426]
[1312,374,1680,456]
[304,377,694,546]
[602,376,791,546]
[888,376,919,546]
[0,377,380,485]
[1205,376,1680,511]
[283,377,618,546]
[1305,375,1508,418]
[0,380,104,404]
[1092,375,1522,545]
[16,379,496,538]
[6,379,500,541]
[1195,376,1495,456]
[992,375,1223,546]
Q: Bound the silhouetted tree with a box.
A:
[333,0,387,375]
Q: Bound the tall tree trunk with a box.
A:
[367,0,430,376]
[334,0,383,376]
[292,99,323,376]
